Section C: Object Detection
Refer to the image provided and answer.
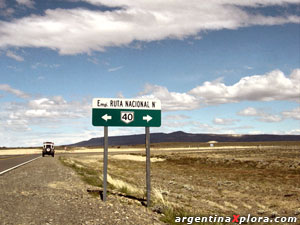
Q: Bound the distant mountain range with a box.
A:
[69,131,300,147]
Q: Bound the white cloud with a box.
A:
[213,118,239,125]
[24,96,90,119]
[0,0,5,8]
[0,1,299,54]
[138,83,198,111]
[24,109,60,118]
[189,69,300,104]
[0,126,148,147]
[162,119,221,133]
[6,50,24,61]
[163,120,192,128]
[7,65,21,72]
[248,130,263,134]
[0,95,92,146]
[1,96,90,129]
[0,84,29,98]
[4,8,14,15]
[0,7,14,17]
[163,116,251,133]
[16,0,34,8]
[284,129,300,135]
[245,66,253,70]
[116,91,124,98]
[282,107,300,120]
[108,66,123,72]
[237,107,259,116]
[189,121,240,134]
[87,57,99,64]
[164,114,190,120]
[31,62,60,69]
[258,114,282,123]
[138,69,300,111]
[229,106,300,123]
[272,128,300,135]
[238,107,282,123]
[0,85,92,146]
[1,119,31,132]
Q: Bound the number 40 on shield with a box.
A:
[121,111,134,124]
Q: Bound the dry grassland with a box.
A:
[59,145,300,224]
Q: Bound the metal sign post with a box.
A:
[145,127,151,207]
[103,126,108,201]
[92,98,161,206]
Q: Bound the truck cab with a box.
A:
[42,142,55,157]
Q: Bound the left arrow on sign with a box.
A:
[143,115,152,122]
[102,114,112,121]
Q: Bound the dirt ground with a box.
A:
[62,146,300,224]
[0,156,163,225]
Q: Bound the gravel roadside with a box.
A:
[0,156,164,225]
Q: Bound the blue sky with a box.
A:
[0,0,299,147]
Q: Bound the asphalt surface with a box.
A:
[0,154,41,175]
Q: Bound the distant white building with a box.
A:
[207,141,218,147]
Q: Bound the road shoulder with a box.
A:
[0,156,163,225]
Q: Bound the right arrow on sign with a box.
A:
[102,114,112,121]
[143,115,152,122]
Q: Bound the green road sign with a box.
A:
[92,98,161,127]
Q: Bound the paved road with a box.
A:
[0,154,41,175]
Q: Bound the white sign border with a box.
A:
[93,98,161,110]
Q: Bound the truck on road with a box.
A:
[42,142,55,157]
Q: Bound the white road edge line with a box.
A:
[0,156,42,176]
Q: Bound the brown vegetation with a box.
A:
[60,144,300,224]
